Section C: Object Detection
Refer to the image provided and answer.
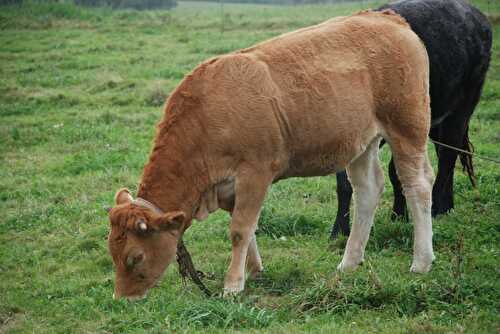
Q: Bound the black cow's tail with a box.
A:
[459,126,476,187]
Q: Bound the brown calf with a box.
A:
[107,10,434,300]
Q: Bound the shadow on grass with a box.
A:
[257,207,325,238]
[247,261,309,296]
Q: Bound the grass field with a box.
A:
[1,1,499,333]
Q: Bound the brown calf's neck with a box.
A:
[136,103,211,226]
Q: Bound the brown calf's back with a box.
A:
[163,10,429,182]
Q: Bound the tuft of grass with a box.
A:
[291,256,498,320]
[172,299,276,330]
[144,81,169,106]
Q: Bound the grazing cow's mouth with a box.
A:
[113,273,164,300]
[113,292,147,301]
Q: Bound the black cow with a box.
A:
[331,0,492,239]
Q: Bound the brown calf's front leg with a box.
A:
[224,169,272,296]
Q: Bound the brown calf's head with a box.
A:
[107,188,185,300]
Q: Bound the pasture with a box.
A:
[1,1,499,332]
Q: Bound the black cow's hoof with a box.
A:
[330,220,350,240]
[390,209,409,223]
[431,205,453,217]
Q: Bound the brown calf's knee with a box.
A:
[231,231,243,247]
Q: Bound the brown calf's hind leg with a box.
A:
[392,147,435,273]
[224,168,272,296]
[338,138,384,272]
[246,234,263,279]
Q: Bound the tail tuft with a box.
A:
[459,127,476,187]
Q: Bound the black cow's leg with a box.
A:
[432,141,457,216]
[432,75,485,216]
[330,171,352,239]
[388,157,409,221]
[431,115,469,216]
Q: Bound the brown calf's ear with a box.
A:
[115,188,133,205]
[156,211,186,233]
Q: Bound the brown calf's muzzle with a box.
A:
[107,188,186,300]
[112,264,158,301]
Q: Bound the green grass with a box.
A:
[1,1,499,333]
